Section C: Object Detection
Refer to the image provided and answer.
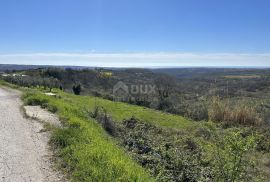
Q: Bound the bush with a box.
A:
[256,128,270,152]
[72,84,81,95]
[45,104,58,113]
[87,106,116,136]
[185,102,209,121]
[24,96,48,106]
[209,130,258,181]
[118,117,211,181]
[195,127,211,139]
[100,113,116,136]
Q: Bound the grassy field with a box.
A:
[58,91,193,129]
[21,88,194,181]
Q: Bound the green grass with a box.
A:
[21,89,193,181]
[23,90,154,181]
[0,79,21,89]
[57,91,193,129]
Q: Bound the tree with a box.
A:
[72,84,81,95]
[154,75,175,100]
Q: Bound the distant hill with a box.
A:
[151,67,270,78]
[0,64,94,72]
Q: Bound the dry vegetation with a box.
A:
[208,97,263,126]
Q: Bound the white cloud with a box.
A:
[0,52,270,67]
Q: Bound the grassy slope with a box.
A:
[59,91,193,129]
[22,89,194,181]
[1,81,268,181]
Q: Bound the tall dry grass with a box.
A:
[208,97,262,126]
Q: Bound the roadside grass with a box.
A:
[0,79,21,89]
[21,89,194,181]
[0,80,195,181]
[23,90,154,181]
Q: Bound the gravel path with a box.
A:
[0,87,63,182]
[24,106,61,127]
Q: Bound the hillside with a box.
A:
[19,85,270,181]
[1,66,270,181]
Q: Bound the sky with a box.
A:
[0,0,270,67]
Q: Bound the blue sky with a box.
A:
[0,0,270,67]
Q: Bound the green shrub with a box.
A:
[117,117,211,181]
[209,130,258,181]
[256,128,270,152]
[72,84,81,95]
[86,106,117,136]
[24,95,48,106]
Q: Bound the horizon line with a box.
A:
[0,52,270,68]
[1,63,270,69]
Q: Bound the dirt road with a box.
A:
[0,87,62,182]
